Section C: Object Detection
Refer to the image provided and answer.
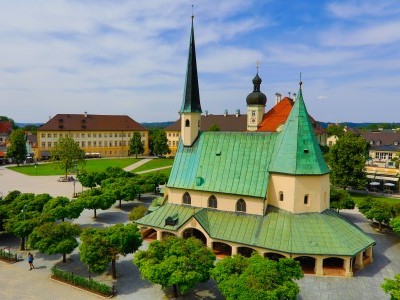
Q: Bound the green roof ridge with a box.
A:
[180,17,202,113]
[269,85,330,175]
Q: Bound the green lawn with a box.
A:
[132,158,174,173]
[8,158,142,176]
[350,192,400,206]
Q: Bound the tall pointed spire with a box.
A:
[269,81,329,175]
[180,16,202,113]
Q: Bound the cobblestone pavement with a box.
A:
[1,165,399,299]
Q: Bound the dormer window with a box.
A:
[370,141,374,145]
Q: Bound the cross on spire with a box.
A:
[256,60,261,74]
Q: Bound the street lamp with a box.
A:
[34,163,37,176]
[73,180,76,198]
[21,205,27,250]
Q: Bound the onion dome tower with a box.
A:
[246,69,267,131]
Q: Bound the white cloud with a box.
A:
[326,0,400,19]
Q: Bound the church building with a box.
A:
[136,18,375,277]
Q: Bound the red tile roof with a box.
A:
[257,97,294,132]
[257,97,325,134]
[38,114,147,131]
[0,121,12,133]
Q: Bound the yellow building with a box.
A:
[37,113,148,160]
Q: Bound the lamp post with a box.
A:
[21,205,27,250]
[73,180,76,198]
[34,163,37,176]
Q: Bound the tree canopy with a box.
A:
[329,186,355,212]
[51,136,85,178]
[42,196,84,221]
[76,188,115,218]
[211,254,303,300]
[151,129,170,157]
[134,237,216,298]
[1,192,53,250]
[29,222,81,263]
[328,133,368,189]
[80,224,142,278]
[6,128,27,165]
[129,132,144,158]
[382,272,400,300]
[326,124,344,137]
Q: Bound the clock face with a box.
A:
[251,118,256,123]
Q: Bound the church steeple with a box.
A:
[269,80,329,175]
[180,16,202,114]
[180,16,202,147]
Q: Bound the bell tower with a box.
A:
[180,16,202,146]
[246,63,267,131]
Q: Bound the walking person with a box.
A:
[28,252,35,270]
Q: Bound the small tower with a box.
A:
[180,16,202,147]
[268,80,330,213]
[246,65,267,131]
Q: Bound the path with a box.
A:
[123,158,153,172]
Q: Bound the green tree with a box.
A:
[101,177,140,208]
[134,237,216,298]
[382,273,400,300]
[128,205,147,221]
[77,188,115,219]
[392,152,400,168]
[357,197,374,217]
[80,224,142,279]
[77,170,97,189]
[29,222,81,263]
[51,136,85,179]
[42,196,84,221]
[328,133,368,189]
[365,201,394,232]
[390,217,400,235]
[129,132,144,158]
[329,186,355,212]
[152,129,170,157]
[326,124,344,137]
[208,124,220,131]
[6,128,27,165]
[211,254,303,300]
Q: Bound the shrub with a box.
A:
[51,267,113,296]
[128,205,147,221]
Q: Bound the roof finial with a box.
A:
[299,72,302,89]
[256,60,261,74]
[191,4,194,19]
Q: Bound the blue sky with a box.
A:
[0,0,399,123]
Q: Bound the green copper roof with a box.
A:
[269,86,330,175]
[180,17,202,114]
[168,131,277,198]
[136,204,375,256]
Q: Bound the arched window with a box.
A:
[208,195,217,208]
[183,192,191,205]
[304,194,309,205]
[236,198,246,212]
[279,192,284,201]
[185,119,190,127]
